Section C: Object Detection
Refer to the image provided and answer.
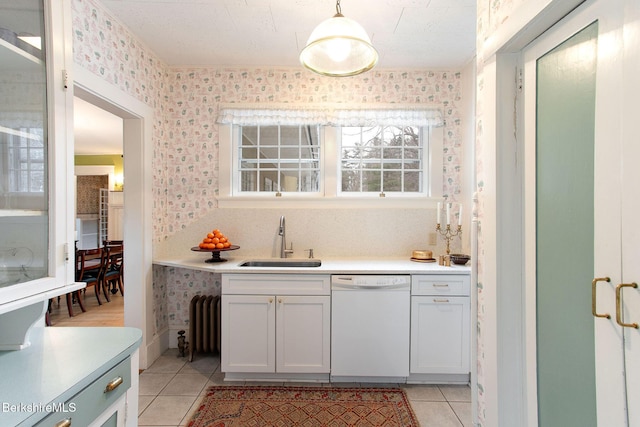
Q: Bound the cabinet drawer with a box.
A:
[222,274,330,295]
[411,274,470,296]
[35,356,131,427]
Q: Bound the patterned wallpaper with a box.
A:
[76,175,108,214]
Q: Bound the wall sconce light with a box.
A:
[114,173,124,192]
[299,0,378,77]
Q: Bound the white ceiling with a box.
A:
[74,97,123,155]
[75,0,476,155]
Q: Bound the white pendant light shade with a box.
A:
[300,5,378,77]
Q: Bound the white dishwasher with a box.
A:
[331,274,411,382]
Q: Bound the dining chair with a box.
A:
[101,244,124,300]
[76,248,104,310]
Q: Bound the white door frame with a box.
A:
[73,66,158,369]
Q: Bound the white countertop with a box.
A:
[153,254,471,275]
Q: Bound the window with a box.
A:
[7,128,46,193]
[340,125,424,194]
[239,125,321,193]
[218,105,443,206]
[0,127,46,194]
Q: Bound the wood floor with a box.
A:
[47,287,124,327]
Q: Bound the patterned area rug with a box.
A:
[187,386,420,427]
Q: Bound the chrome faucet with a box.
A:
[278,215,294,258]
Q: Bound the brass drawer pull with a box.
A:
[104,376,123,393]
[433,298,450,303]
[54,419,71,427]
[591,277,611,319]
[433,284,450,288]
[615,283,639,329]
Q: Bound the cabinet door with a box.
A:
[0,0,74,308]
[276,295,330,373]
[410,296,470,374]
[221,295,275,373]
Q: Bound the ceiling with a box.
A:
[74,97,123,155]
[75,0,476,155]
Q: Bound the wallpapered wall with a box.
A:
[76,175,108,214]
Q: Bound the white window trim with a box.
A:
[219,124,443,209]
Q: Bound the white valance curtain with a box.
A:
[216,104,444,127]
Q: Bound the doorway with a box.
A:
[73,66,155,369]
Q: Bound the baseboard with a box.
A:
[143,327,169,369]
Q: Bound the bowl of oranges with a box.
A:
[191,229,239,262]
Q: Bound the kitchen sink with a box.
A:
[239,259,322,268]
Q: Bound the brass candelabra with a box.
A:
[436,223,462,255]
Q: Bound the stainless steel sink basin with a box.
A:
[239,259,322,268]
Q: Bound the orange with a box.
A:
[203,238,212,243]
[216,242,224,249]
[207,232,214,239]
[223,242,230,248]
[211,237,220,244]
[219,237,227,243]
[206,243,215,250]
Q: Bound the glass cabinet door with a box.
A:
[0,0,48,288]
[0,0,73,307]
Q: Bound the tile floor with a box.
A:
[138,349,471,427]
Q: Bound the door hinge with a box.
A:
[517,67,523,93]
[64,243,69,262]
[62,69,69,90]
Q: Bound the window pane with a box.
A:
[280,148,299,159]
[241,171,257,191]
[383,171,402,191]
[241,127,258,146]
[280,126,299,145]
[361,171,381,192]
[404,171,422,192]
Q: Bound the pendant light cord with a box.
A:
[335,0,343,17]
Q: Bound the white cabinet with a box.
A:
[221,274,330,380]
[0,0,76,347]
[410,274,470,383]
[222,294,275,373]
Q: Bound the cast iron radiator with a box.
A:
[188,295,221,362]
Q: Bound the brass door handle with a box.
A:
[615,283,638,329]
[591,277,611,319]
[104,376,123,393]
[54,419,72,427]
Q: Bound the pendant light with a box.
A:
[299,0,378,77]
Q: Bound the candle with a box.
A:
[446,203,451,225]
[458,204,463,226]
[436,203,441,224]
